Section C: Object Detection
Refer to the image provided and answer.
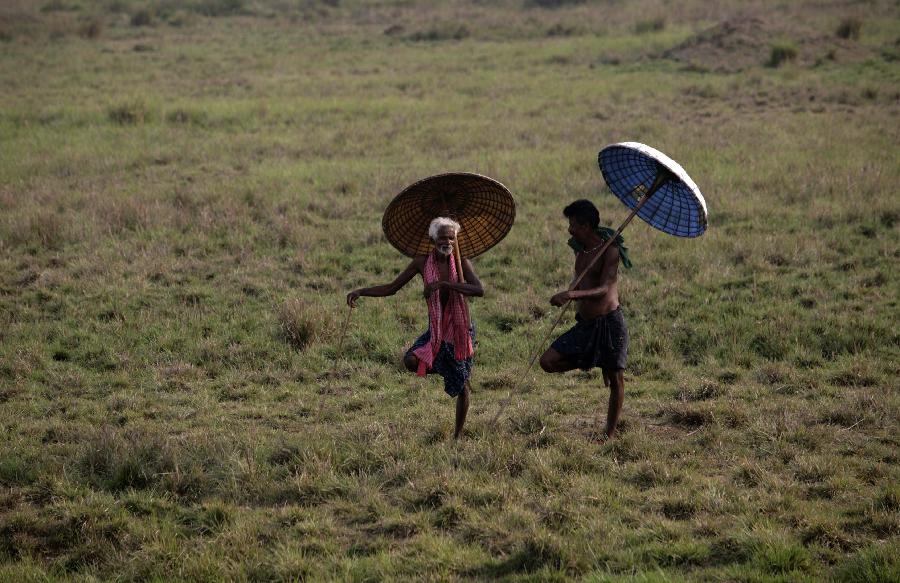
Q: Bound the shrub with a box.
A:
[836,17,862,40]
[767,42,798,67]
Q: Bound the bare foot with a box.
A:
[590,430,614,444]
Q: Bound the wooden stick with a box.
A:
[454,236,466,284]
[319,304,355,414]
[326,305,354,380]
[490,166,672,426]
[334,305,354,364]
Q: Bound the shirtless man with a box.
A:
[539,199,630,442]
[346,217,484,439]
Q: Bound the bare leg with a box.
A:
[454,381,470,439]
[540,348,579,373]
[602,368,624,440]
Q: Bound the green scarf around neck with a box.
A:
[567,226,633,268]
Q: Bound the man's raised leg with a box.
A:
[539,348,579,373]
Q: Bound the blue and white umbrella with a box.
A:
[598,142,708,238]
[491,142,708,425]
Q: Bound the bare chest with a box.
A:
[573,251,607,289]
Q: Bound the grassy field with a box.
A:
[1,0,899,580]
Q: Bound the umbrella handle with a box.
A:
[334,305,354,361]
[454,237,466,284]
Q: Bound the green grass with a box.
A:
[1,0,899,580]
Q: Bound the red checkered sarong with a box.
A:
[412,250,474,376]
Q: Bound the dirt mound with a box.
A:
[662,16,870,72]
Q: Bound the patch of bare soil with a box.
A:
[661,16,874,72]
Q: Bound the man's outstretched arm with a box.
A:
[347,257,422,306]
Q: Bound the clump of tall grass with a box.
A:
[108,98,154,125]
[834,541,900,583]
[526,0,586,8]
[836,17,862,40]
[661,402,715,429]
[99,196,153,234]
[78,16,103,39]
[678,378,725,401]
[748,529,812,574]
[3,210,70,250]
[861,86,878,101]
[105,1,129,14]
[195,0,245,17]
[767,41,798,67]
[40,0,78,12]
[163,9,197,27]
[279,298,328,350]
[166,108,209,126]
[544,22,582,37]
[634,17,665,34]
[79,427,176,491]
[407,23,470,42]
[130,8,153,26]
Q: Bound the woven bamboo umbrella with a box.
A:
[491,142,708,424]
[331,173,515,379]
[382,172,517,279]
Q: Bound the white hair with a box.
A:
[428,217,460,240]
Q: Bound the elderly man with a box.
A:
[539,199,632,442]
[347,217,483,439]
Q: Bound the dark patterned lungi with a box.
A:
[550,307,628,371]
[405,325,476,397]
